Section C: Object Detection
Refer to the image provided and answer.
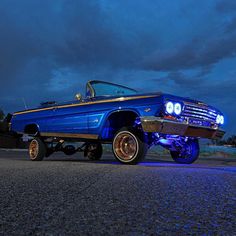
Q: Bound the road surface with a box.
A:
[0,150,235,235]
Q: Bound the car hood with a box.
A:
[92,92,212,106]
[113,92,222,113]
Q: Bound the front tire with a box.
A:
[112,127,147,164]
[170,139,199,164]
[29,138,46,161]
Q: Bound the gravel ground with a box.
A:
[0,150,235,235]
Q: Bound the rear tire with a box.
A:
[28,138,46,161]
[170,139,199,164]
[112,127,148,164]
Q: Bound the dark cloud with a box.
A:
[0,0,235,135]
[0,0,119,111]
[167,70,206,87]
[143,33,236,71]
[216,0,236,13]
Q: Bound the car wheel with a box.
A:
[28,138,46,161]
[112,127,148,164]
[170,139,199,164]
[84,142,103,160]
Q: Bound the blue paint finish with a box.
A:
[48,105,88,133]
[11,108,54,133]
[100,99,162,135]
[11,93,161,136]
[10,81,225,140]
[88,113,104,129]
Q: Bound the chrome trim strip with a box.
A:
[14,107,54,115]
[40,132,99,139]
[13,94,159,116]
[184,101,216,111]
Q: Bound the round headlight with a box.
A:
[166,101,174,114]
[216,115,221,124]
[174,103,182,115]
[220,115,224,125]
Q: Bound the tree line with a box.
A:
[0,109,12,134]
[0,109,4,121]
[214,135,236,147]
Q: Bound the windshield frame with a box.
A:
[86,80,138,98]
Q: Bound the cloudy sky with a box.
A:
[0,0,235,136]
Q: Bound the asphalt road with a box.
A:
[0,149,235,235]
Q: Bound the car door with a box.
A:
[45,101,88,134]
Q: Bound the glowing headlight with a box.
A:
[220,115,224,125]
[174,103,182,115]
[166,102,174,114]
[216,115,221,124]
[216,115,224,124]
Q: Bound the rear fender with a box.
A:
[24,123,40,136]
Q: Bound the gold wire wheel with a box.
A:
[29,140,39,160]
[114,132,138,161]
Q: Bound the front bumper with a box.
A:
[141,116,225,139]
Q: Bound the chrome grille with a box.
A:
[182,103,217,123]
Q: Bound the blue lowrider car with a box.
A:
[10,80,225,164]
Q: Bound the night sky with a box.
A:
[0,0,235,136]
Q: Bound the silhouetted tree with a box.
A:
[0,109,4,121]
[231,135,236,146]
[212,135,236,147]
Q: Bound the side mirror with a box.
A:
[75,93,82,101]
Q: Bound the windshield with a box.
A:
[87,81,137,97]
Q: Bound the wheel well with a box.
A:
[102,111,139,140]
[24,124,39,136]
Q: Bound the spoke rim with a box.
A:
[29,140,39,159]
[114,132,137,161]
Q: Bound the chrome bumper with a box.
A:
[141,116,225,139]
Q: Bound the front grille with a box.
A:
[182,103,217,124]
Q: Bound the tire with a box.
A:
[170,139,199,164]
[84,142,103,160]
[28,138,46,161]
[112,127,148,164]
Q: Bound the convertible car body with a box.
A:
[10,80,225,164]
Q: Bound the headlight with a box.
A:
[174,103,182,115]
[166,102,174,114]
[216,115,221,124]
[165,101,182,115]
[220,115,224,125]
[216,115,224,124]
